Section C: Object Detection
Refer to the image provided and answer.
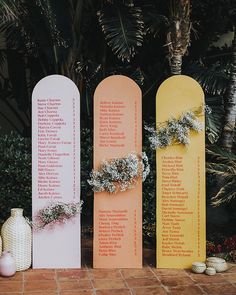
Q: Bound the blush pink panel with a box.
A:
[93,75,142,268]
[32,75,81,268]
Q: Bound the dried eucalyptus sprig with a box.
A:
[145,105,204,150]
[88,152,150,194]
[34,201,83,230]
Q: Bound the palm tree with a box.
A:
[221,29,236,151]
[167,0,191,75]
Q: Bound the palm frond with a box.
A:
[207,145,236,206]
[142,5,168,37]
[0,1,66,55]
[0,49,6,69]
[206,146,236,162]
[108,66,145,86]
[205,96,224,144]
[186,61,230,96]
[211,180,236,206]
[0,1,30,50]
[0,0,25,23]
[129,67,145,86]
[35,0,66,47]
[97,4,144,62]
[76,60,102,86]
[207,162,236,177]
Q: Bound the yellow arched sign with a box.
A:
[156,75,206,268]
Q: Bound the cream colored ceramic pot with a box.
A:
[192,262,206,273]
[206,257,228,272]
[205,267,216,276]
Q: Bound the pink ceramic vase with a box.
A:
[0,251,16,277]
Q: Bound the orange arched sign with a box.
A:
[93,75,142,268]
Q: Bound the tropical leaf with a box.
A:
[206,145,236,162]
[186,61,230,96]
[0,49,6,69]
[76,59,102,86]
[211,180,236,206]
[97,4,144,62]
[107,65,145,86]
[206,145,236,206]
[206,163,236,179]
[129,67,145,86]
[142,6,168,37]
[35,0,66,47]
[0,0,25,23]
[0,1,30,50]
[205,96,224,144]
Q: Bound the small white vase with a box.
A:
[0,251,16,277]
[1,208,32,271]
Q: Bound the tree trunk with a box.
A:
[221,30,236,151]
[167,0,191,76]
[170,54,182,75]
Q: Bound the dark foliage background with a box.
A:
[0,133,31,222]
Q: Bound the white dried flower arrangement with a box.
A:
[145,105,204,150]
[33,201,83,230]
[88,152,150,193]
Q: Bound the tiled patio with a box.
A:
[1,266,236,295]
[0,238,235,295]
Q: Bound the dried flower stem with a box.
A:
[88,152,150,194]
[33,201,83,230]
[145,105,204,150]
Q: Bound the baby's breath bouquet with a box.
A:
[145,105,204,150]
[88,152,150,193]
[34,201,83,230]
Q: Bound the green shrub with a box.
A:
[0,133,31,223]
[80,128,93,225]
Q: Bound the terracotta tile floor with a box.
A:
[0,238,235,295]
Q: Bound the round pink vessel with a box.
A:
[0,251,16,277]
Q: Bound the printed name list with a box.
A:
[160,155,199,257]
[36,98,77,200]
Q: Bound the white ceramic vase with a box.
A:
[206,257,228,272]
[1,208,32,271]
[0,251,16,277]
[192,262,206,273]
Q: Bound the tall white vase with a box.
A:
[1,208,32,271]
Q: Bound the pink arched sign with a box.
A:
[32,75,81,268]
